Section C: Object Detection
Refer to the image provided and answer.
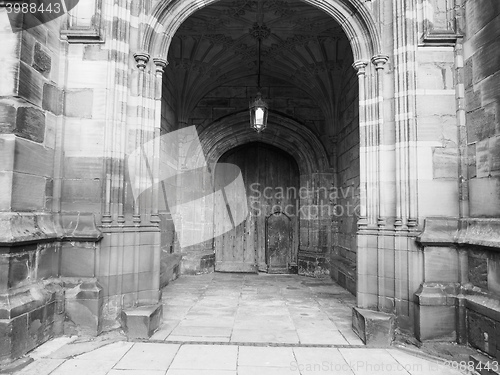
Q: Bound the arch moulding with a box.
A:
[141,0,382,61]
[193,111,330,177]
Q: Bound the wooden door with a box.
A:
[266,212,292,273]
[214,142,299,273]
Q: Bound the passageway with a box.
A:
[152,273,363,345]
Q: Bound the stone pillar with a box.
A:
[454,41,469,219]
[392,0,419,230]
[353,60,369,229]
[152,57,168,225]
[371,55,390,227]
[132,52,150,222]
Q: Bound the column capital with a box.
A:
[371,54,390,69]
[133,52,150,70]
[352,60,369,75]
[153,57,168,73]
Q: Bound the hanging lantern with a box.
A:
[249,92,268,133]
[249,22,271,133]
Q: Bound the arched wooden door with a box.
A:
[214,142,299,273]
[266,212,292,273]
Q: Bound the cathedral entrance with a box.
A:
[214,142,299,273]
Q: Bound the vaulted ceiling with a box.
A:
[165,0,354,132]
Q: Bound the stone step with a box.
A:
[121,304,163,339]
[352,307,395,347]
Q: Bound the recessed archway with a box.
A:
[137,0,389,309]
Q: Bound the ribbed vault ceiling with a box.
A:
[165,0,353,132]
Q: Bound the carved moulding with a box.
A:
[418,0,461,46]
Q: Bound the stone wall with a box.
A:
[0,0,165,362]
[413,0,500,351]
[330,64,359,294]
[415,47,459,219]
[464,0,500,217]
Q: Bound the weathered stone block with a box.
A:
[63,157,102,180]
[0,103,17,133]
[63,119,105,157]
[11,172,46,211]
[61,178,102,212]
[64,280,103,336]
[469,255,488,289]
[121,304,162,339]
[433,147,459,179]
[424,247,459,283]
[415,303,456,341]
[83,45,109,61]
[15,106,45,143]
[0,173,12,210]
[472,38,500,84]
[352,307,394,346]
[60,243,95,278]
[0,282,58,363]
[469,177,500,217]
[42,84,63,115]
[488,257,500,295]
[37,244,60,279]
[467,108,496,144]
[8,252,31,289]
[64,89,93,118]
[18,63,43,106]
[32,42,51,76]
[491,136,500,173]
[13,137,53,177]
[467,309,498,358]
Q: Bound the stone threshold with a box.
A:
[146,340,368,348]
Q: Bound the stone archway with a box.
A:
[129,0,404,324]
[133,0,389,234]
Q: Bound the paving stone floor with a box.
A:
[15,340,465,375]
[153,273,362,345]
[12,273,465,374]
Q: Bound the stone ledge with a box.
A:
[0,212,102,246]
[414,282,500,346]
[465,293,500,323]
[417,217,500,249]
[414,283,460,306]
[352,307,394,346]
[121,304,162,339]
[0,282,58,320]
